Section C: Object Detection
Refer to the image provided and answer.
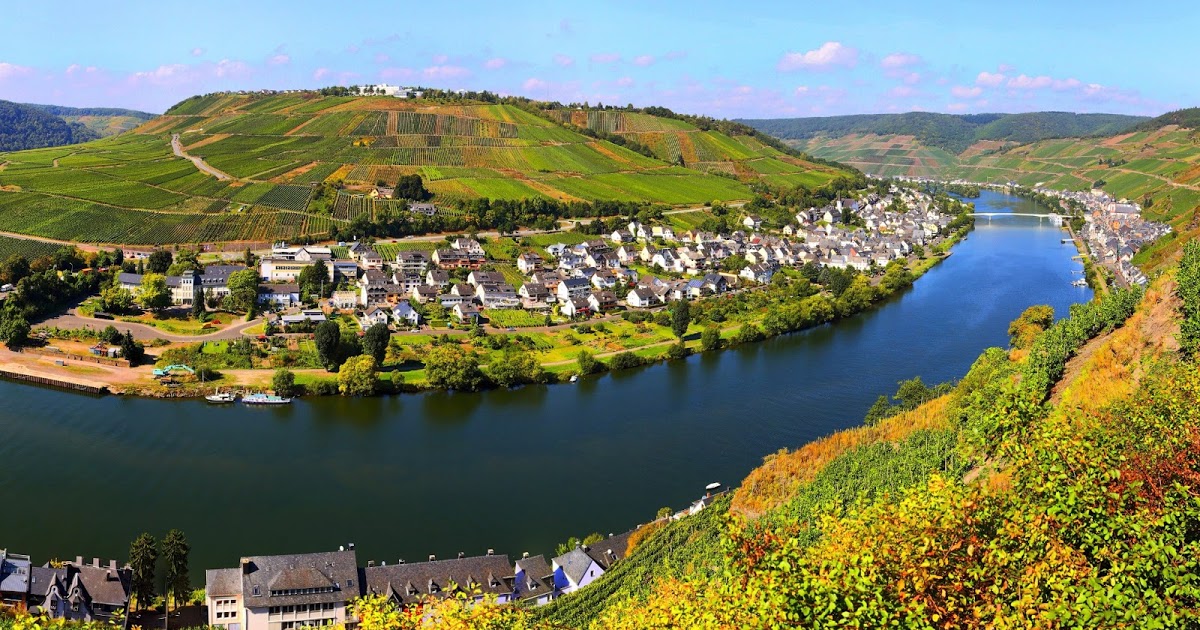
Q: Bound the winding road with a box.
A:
[40,311,263,342]
[172,134,232,181]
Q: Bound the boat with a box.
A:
[705,482,722,492]
[569,375,579,383]
[242,393,292,405]
[205,391,237,404]
[1072,279,1088,287]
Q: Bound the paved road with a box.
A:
[172,134,232,180]
[39,312,263,342]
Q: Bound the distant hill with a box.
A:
[0,91,853,246]
[740,111,1148,154]
[24,103,155,137]
[0,100,100,151]
[1132,107,1200,131]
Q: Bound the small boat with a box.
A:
[205,391,237,404]
[569,375,579,383]
[1072,279,1088,288]
[705,482,722,492]
[242,393,292,405]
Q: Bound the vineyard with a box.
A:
[0,235,63,261]
[0,93,852,245]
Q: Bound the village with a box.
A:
[247,185,958,332]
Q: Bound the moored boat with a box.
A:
[205,391,237,404]
[242,393,292,405]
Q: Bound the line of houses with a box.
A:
[1033,187,1170,286]
[0,551,131,626]
[252,187,952,331]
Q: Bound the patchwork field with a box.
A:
[0,93,849,246]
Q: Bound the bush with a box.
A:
[272,369,298,398]
[306,379,339,396]
[666,343,689,360]
[609,351,644,371]
[576,350,606,375]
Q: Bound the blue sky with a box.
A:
[0,0,1195,117]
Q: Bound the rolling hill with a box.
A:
[0,92,849,246]
[25,103,156,137]
[0,100,100,151]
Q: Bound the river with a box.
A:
[0,191,1089,575]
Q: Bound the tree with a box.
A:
[315,321,343,371]
[298,261,331,302]
[225,269,260,317]
[667,342,688,360]
[101,284,134,314]
[338,355,379,396]
[165,249,200,276]
[864,394,894,425]
[1008,304,1056,349]
[671,299,691,339]
[161,529,190,610]
[424,345,487,391]
[136,273,171,311]
[128,533,157,610]
[576,350,605,375]
[0,254,31,285]
[393,174,431,201]
[362,323,390,364]
[146,249,173,274]
[192,287,207,319]
[488,350,543,387]
[243,247,255,268]
[100,324,123,344]
[272,368,298,398]
[0,313,30,348]
[700,326,722,352]
[120,331,145,365]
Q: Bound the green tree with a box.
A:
[835,275,877,317]
[1008,304,1056,349]
[488,350,543,387]
[146,249,173,274]
[1179,240,1200,356]
[225,269,259,317]
[576,350,604,375]
[671,299,691,339]
[879,261,915,294]
[137,273,171,311]
[863,394,894,425]
[338,355,379,396]
[120,331,145,365]
[700,325,722,351]
[128,532,157,610]
[0,254,31,285]
[424,345,488,391]
[161,529,190,610]
[101,284,134,314]
[272,368,298,398]
[243,247,255,268]
[666,342,688,360]
[393,174,431,201]
[192,287,206,319]
[298,261,331,302]
[314,321,343,371]
[0,313,30,349]
[362,323,390,364]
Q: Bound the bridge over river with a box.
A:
[971,211,1063,225]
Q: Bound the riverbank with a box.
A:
[22,235,968,400]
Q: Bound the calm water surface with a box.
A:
[0,191,1089,574]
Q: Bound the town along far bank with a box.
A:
[0,179,978,399]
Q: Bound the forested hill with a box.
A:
[0,100,100,151]
[1132,107,1200,131]
[24,103,155,137]
[740,111,1148,154]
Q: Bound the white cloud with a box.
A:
[880,52,921,69]
[946,102,969,112]
[484,58,507,70]
[423,65,470,79]
[975,71,1006,87]
[191,48,205,57]
[268,54,290,66]
[313,68,331,80]
[888,85,918,98]
[616,76,634,87]
[633,55,655,67]
[590,53,621,64]
[777,42,858,71]
[213,59,250,78]
[553,54,574,67]
[951,85,983,98]
[523,77,546,91]
[0,62,34,80]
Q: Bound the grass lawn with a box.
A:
[118,312,227,335]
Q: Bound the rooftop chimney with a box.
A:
[75,556,83,565]
[486,549,494,556]
[367,560,375,568]
[92,558,100,567]
[339,546,345,552]
[428,555,436,562]
[522,552,529,559]
[398,559,405,565]
[109,560,117,570]
[457,552,464,559]
[348,543,355,550]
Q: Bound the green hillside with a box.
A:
[537,253,1200,628]
[740,111,1147,154]
[0,93,848,246]
[24,103,155,137]
[0,100,100,151]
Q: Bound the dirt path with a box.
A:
[39,312,265,342]
[0,230,109,253]
[172,134,232,180]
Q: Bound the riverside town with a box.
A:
[3,1,1200,628]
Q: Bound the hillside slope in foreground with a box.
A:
[522,240,1200,628]
[0,93,846,247]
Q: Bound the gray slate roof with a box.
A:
[552,548,595,586]
[362,555,513,606]
[233,549,359,608]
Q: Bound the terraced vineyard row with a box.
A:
[0,235,64,261]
